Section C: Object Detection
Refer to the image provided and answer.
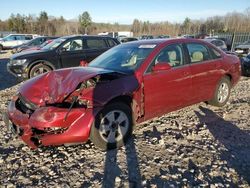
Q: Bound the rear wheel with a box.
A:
[90,102,132,150]
[29,63,52,78]
[208,76,231,107]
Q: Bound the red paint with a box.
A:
[5,38,241,148]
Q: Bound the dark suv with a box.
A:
[7,35,120,80]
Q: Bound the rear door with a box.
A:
[143,43,192,120]
[83,37,110,63]
[185,42,223,102]
[59,37,85,68]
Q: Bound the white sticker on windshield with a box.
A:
[139,44,156,49]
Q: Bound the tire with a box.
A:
[90,102,133,150]
[0,45,3,51]
[29,63,52,78]
[208,76,231,107]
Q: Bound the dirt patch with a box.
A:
[0,77,249,187]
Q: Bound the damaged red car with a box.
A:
[4,38,241,150]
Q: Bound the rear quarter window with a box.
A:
[186,43,212,63]
[107,39,118,47]
[209,47,222,59]
[86,39,107,49]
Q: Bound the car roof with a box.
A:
[204,38,224,42]
[60,35,117,40]
[120,38,208,46]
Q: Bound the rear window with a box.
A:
[86,39,107,49]
[107,39,118,47]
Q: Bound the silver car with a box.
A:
[204,38,227,51]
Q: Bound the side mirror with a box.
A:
[80,60,88,67]
[152,63,171,72]
[59,47,67,53]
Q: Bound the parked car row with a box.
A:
[3,38,241,150]
[0,34,39,50]
[7,35,120,80]
[11,36,58,54]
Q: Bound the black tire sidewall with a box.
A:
[90,102,132,150]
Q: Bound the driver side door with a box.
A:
[143,43,192,120]
[59,38,85,68]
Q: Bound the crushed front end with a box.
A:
[5,93,95,149]
[4,67,138,149]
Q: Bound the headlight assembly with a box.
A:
[10,59,27,65]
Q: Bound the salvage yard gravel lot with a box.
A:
[0,52,249,187]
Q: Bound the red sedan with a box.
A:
[4,38,241,150]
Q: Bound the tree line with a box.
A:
[0,8,250,37]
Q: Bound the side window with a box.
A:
[210,47,222,59]
[86,39,107,49]
[25,35,33,40]
[62,39,83,51]
[31,38,41,46]
[154,44,184,67]
[147,44,184,72]
[186,43,211,63]
[15,35,24,40]
[107,39,117,47]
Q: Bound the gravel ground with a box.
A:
[0,60,249,187]
[0,50,12,59]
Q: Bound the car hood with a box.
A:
[19,67,116,106]
[11,49,51,59]
[12,44,26,49]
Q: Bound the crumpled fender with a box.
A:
[80,75,140,106]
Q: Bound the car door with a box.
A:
[83,37,110,63]
[3,35,16,48]
[59,37,85,68]
[143,43,192,120]
[185,42,223,103]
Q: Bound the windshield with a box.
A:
[89,43,156,74]
[42,38,66,50]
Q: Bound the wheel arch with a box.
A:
[28,59,55,78]
[106,95,133,108]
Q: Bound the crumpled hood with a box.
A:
[19,67,114,106]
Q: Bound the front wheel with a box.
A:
[208,76,231,107]
[90,102,133,150]
[29,63,52,78]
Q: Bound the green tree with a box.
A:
[182,17,191,34]
[79,11,92,34]
[37,11,49,35]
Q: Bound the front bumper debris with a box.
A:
[5,97,95,149]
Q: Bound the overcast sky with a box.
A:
[0,0,249,24]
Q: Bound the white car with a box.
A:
[0,34,38,50]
